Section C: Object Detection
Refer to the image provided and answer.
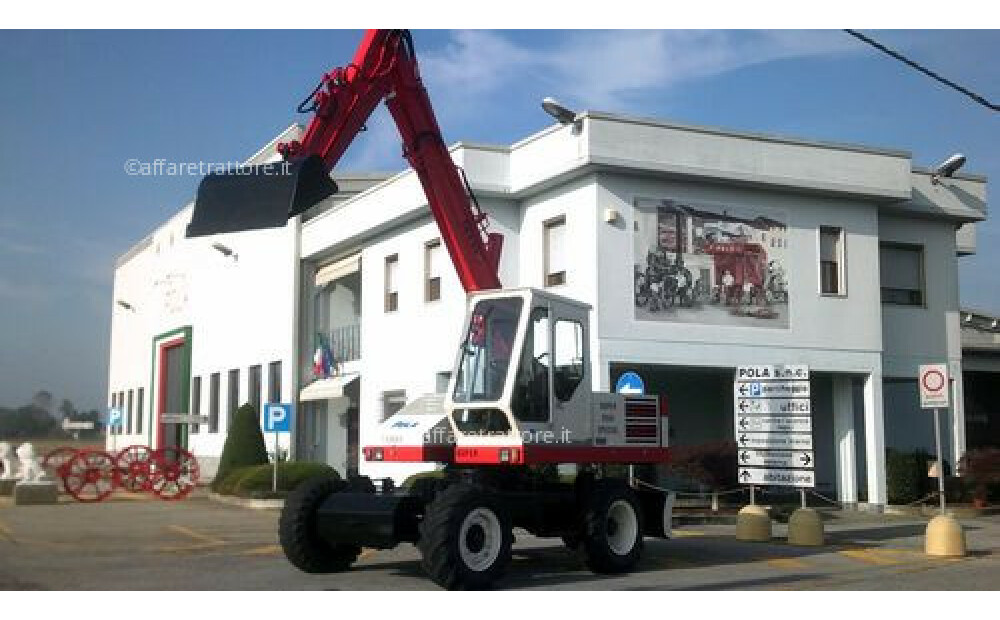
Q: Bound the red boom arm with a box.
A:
[277,29,503,293]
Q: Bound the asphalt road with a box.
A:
[1,492,998,590]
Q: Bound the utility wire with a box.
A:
[844,29,999,113]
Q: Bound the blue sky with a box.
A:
[0,29,997,412]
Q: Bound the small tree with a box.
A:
[212,403,269,491]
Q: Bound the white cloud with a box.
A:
[421,29,858,112]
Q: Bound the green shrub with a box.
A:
[886,448,946,504]
[231,462,340,498]
[212,403,268,492]
[665,441,738,490]
[959,447,1000,502]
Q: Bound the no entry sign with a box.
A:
[918,364,950,409]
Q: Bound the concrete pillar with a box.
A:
[832,374,858,506]
[863,370,887,509]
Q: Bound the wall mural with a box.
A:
[633,197,790,328]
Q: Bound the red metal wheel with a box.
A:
[150,447,200,500]
[115,445,154,492]
[63,450,119,502]
[42,446,79,493]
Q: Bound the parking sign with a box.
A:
[263,403,292,432]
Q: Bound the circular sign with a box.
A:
[921,369,946,393]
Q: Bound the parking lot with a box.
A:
[1,491,998,590]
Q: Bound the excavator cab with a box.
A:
[185,155,338,238]
[446,288,595,463]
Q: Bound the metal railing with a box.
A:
[329,324,360,362]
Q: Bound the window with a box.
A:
[819,226,845,295]
[435,371,451,394]
[453,297,523,403]
[544,216,567,287]
[118,391,124,434]
[268,361,282,404]
[136,388,144,435]
[248,364,262,415]
[425,239,443,302]
[382,390,407,421]
[209,373,220,433]
[384,254,399,312]
[553,319,585,401]
[512,307,550,422]
[227,368,240,429]
[880,243,924,306]
[126,390,134,434]
[190,378,201,434]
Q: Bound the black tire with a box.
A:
[578,480,644,574]
[279,476,360,574]
[417,483,512,590]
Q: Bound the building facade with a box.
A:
[107,112,988,507]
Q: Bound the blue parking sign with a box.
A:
[263,403,292,433]
[108,407,123,428]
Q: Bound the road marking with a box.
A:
[766,557,809,570]
[242,544,281,556]
[838,548,905,566]
[167,525,226,546]
[671,530,707,537]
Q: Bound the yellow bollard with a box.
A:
[787,507,824,546]
[736,504,772,541]
[925,514,966,557]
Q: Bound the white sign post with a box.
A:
[734,365,813,507]
[919,364,950,514]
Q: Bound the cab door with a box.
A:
[548,300,591,444]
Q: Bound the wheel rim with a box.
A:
[115,445,153,492]
[64,450,117,502]
[606,499,639,556]
[459,507,503,572]
[150,447,199,500]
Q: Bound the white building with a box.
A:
[107,111,988,509]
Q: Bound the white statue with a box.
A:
[15,443,44,483]
[0,442,15,480]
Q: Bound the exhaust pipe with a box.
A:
[186,155,338,238]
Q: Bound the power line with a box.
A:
[843,29,999,113]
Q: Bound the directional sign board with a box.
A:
[62,419,95,431]
[739,467,815,488]
[735,415,812,434]
[736,432,813,450]
[161,413,211,425]
[918,364,950,409]
[734,365,813,488]
[108,407,123,428]
[738,449,814,469]
[735,398,810,416]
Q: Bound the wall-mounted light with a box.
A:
[931,153,966,185]
[116,300,136,312]
[211,242,238,261]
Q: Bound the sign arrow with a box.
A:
[739,400,749,412]
[739,384,749,396]
[800,453,812,466]
[739,434,748,445]
[740,470,751,481]
[740,451,749,463]
[739,417,748,429]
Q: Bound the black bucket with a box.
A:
[186,154,338,238]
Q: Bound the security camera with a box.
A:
[931,153,966,184]
[541,97,578,125]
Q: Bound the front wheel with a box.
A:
[279,476,360,573]
[417,483,512,590]
[578,481,644,574]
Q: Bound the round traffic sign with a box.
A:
[921,369,946,393]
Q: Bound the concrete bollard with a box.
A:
[736,504,772,541]
[925,514,966,557]
[787,507,824,546]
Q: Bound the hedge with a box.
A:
[216,461,340,499]
[212,403,269,492]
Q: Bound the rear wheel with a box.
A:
[417,483,512,590]
[578,480,644,574]
[279,476,360,573]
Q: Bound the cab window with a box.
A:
[553,319,584,401]
[511,307,550,422]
